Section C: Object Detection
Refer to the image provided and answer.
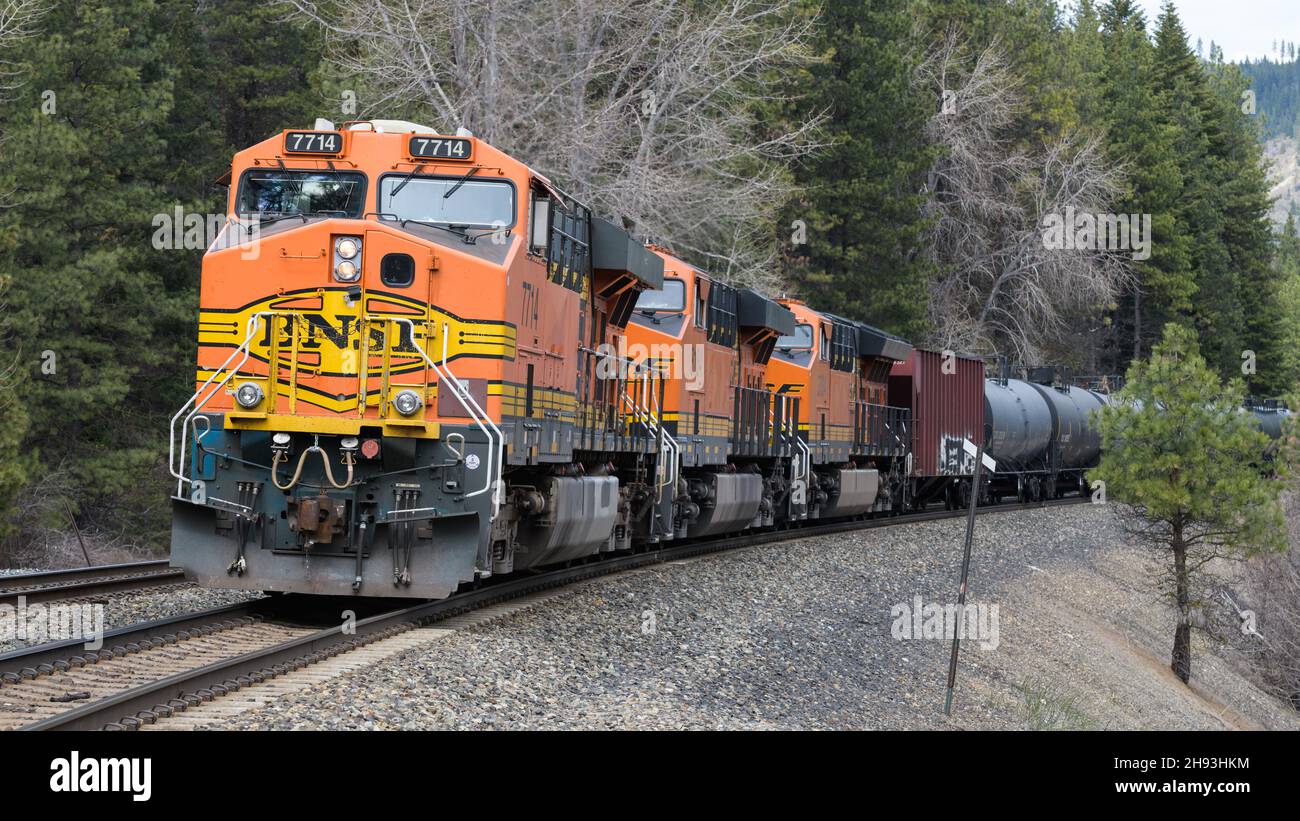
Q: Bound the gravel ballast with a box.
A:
[203,503,1300,731]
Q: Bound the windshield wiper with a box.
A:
[243,212,309,233]
[399,218,478,244]
[637,308,683,325]
[244,210,351,233]
[443,165,481,199]
[390,165,425,197]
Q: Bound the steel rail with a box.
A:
[0,560,187,607]
[0,601,262,674]
[16,497,1084,731]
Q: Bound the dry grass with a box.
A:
[1020,677,1100,730]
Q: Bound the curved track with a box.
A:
[0,560,188,607]
[1,498,1084,731]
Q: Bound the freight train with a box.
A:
[169,121,1119,598]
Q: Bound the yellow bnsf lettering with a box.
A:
[197,288,516,411]
[767,382,804,395]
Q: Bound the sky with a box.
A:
[1128,0,1300,63]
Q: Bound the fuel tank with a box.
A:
[817,468,879,518]
[513,476,620,569]
[982,379,1052,469]
[1247,402,1290,440]
[1026,382,1107,469]
[687,472,764,538]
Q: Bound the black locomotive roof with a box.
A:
[590,216,664,290]
[855,321,912,362]
[737,288,796,336]
[823,313,913,362]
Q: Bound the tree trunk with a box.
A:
[1171,531,1192,683]
[1132,283,1142,361]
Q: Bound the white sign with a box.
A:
[963,438,996,472]
[465,454,481,470]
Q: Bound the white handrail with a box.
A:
[650,374,679,494]
[391,318,503,520]
[621,368,678,500]
[169,312,269,496]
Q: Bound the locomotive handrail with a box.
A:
[647,371,680,495]
[169,312,270,497]
[582,343,678,498]
[389,317,503,521]
[620,369,678,500]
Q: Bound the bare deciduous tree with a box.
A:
[917,30,1131,364]
[0,0,49,100]
[278,0,823,289]
[1228,488,1300,710]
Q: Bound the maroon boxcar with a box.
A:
[888,349,985,506]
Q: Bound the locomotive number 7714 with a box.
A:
[283,130,343,155]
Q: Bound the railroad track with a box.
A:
[0,560,188,606]
[1,497,1084,731]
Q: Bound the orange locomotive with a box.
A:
[171,120,666,597]
[168,121,916,599]
[764,300,914,515]
[624,256,799,538]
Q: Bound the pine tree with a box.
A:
[1097,0,1192,367]
[784,0,934,338]
[0,276,34,551]
[0,0,327,547]
[1273,214,1300,392]
[1091,323,1288,684]
[1205,60,1284,393]
[1146,3,1281,391]
[1153,2,1239,375]
[0,0,177,528]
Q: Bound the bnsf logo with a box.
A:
[256,314,419,355]
[767,382,804,395]
[197,289,516,381]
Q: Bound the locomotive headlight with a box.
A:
[393,389,423,416]
[333,235,362,282]
[334,260,360,282]
[234,382,264,408]
[335,237,360,259]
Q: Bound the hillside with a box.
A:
[1241,56,1300,140]
[1264,136,1300,224]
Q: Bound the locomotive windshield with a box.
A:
[236,170,366,219]
[776,323,813,350]
[379,175,515,229]
[635,278,685,312]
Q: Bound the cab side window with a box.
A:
[694,278,706,328]
[819,324,830,361]
[529,186,551,255]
